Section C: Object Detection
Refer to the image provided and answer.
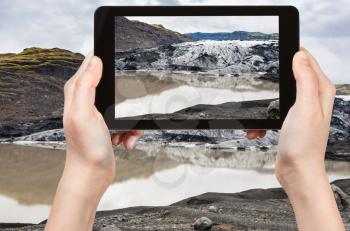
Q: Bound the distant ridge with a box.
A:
[185,31,279,41]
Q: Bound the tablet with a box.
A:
[95,6,299,130]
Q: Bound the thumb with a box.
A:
[72,56,103,116]
[292,51,320,108]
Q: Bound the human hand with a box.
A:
[246,49,343,230]
[275,49,335,186]
[246,48,335,183]
[63,53,142,187]
[246,130,266,140]
[46,54,143,231]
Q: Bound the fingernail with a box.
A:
[129,137,137,149]
[87,56,97,70]
[126,143,134,152]
[298,51,309,66]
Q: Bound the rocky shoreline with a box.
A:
[1,97,349,161]
[117,98,279,120]
[1,178,349,231]
[0,117,63,139]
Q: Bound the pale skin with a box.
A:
[45,49,345,230]
[248,48,344,231]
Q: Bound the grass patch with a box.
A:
[0,47,84,76]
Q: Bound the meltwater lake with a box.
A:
[0,143,349,224]
[114,71,279,118]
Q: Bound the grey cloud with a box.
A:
[300,0,350,37]
[303,36,350,84]
[0,0,96,54]
[128,16,278,34]
[0,0,349,83]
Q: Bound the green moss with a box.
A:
[0,47,84,75]
[151,24,166,30]
[151,24,188,38]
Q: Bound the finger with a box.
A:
[122,132,141,151]
[112,132,126,146]
[300,48,326,77]
[128,130,144,138]
[257,130,267,138]
[72,51,94,81]
[246,130,265,140]
[300,48,336,119]
[246,130,260,140]
[63,53,94,118]
[71,56,103,117]
[292,51,321,109]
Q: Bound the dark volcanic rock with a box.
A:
[326,97,350,160]
[117,99,278,120]
[115,16,193,52]
[259,73,279,83]
[330,97,350,142]
[250,43,279,62]
[1,95,349,160]
[3,179,350,231]
[267,99,280,119]
[326,141,350,161]
[0,117,63,139]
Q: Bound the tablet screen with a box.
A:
[114,16,279,120]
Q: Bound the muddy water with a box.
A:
[115,71,279,118]
[0,143,349,223]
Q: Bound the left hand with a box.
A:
[45,54,143,231]
[63,53,143,187]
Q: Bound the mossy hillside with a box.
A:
[0,47,84,79]
[150,24,193,40]
[0,48,84,122]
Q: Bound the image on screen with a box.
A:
[114,16,279,120]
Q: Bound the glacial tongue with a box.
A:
[116,40,279,77]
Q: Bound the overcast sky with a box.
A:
[0,0,349,83]
[127,16,278,34]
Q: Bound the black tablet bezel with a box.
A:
[95,6,299,130]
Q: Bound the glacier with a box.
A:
[115,40,279,78]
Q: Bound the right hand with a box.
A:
[275,49,335,187]
[247,48,336,187]
[247,50,345,231]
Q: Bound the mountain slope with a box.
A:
[185,31,279,41]
[0,48,83,137]
[115,16,193,52]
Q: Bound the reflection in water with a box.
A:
[98,165,282,212]
[115,71,279,117]
[0,195,50,224]
[115,71,279,102]
[0,143,349,223]
[115,85,279,117]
